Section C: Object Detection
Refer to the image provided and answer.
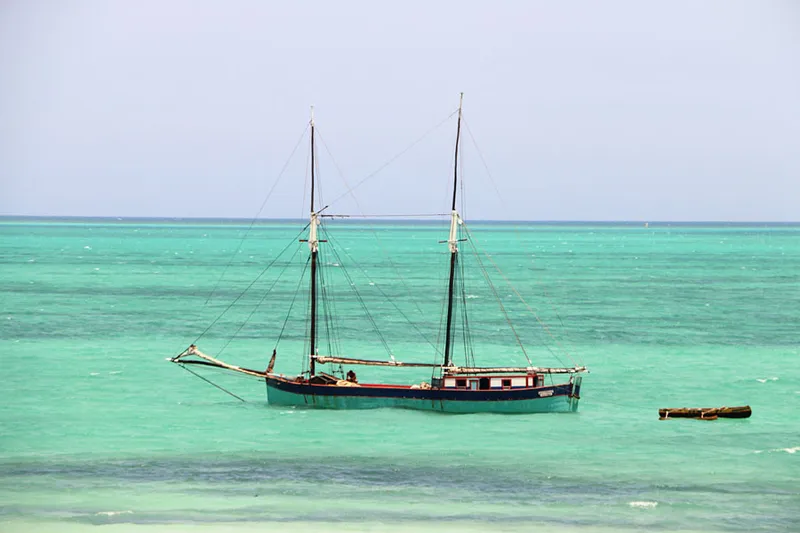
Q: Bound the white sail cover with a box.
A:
[313,355,586,374]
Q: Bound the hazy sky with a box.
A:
[1,1,798,221]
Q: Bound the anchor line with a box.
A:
[177,363,247,403]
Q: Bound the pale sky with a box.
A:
[1,1,798,221]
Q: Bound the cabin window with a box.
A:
[502,379,512,389]
[479,377,490,390]
[456,379,467,388]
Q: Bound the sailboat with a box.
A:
[171,95,587,413]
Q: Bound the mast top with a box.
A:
[310,105,316,213]
[450,92,464,212]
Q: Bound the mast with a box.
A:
[443,93,464,368]
[308,106,319,375]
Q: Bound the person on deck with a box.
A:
[346,370,358,383]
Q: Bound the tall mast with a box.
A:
[443,93,464,368]
[308,106,319,375]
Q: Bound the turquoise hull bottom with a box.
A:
[266,383,580,414]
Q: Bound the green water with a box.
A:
[1,218,798,532]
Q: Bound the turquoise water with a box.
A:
[1,218,798,532]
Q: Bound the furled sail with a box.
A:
[313,355,586,374]
[313,355,439,368]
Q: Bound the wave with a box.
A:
[629,501,658,508]
[753,446,799,455]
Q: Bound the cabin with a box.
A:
[438,373,543,390]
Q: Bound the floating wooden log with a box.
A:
[659,406,751,420]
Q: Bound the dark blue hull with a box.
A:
[266,376,582,413]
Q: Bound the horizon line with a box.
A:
[1,215,798,225]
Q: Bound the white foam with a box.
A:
[754,446,799,455]
[629,501,658,508]
[756,377,778,383]
[84,246,92,250]
[95,510,133,516]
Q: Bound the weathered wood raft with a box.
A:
[659,406,751,420]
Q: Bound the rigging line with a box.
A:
[301,132,311,220]
[177,364,246,403]
[462,226,533,366]
[321,213,449,218]
[217,238,303,357]
[315,129,428,319]
[322,228,345,358]
[462,222,572,367]
[459,122,466,221]
[204,124,310,306]
[459,251,476,368]
[321,274,339,357]
[320,270,333,357]
[434,238,451,366]
[459,255,469,366]
[325,231,441,355]
[322,240,344,359]
[462,118,505,212]
[318,246,337,358]
[457,133,470,366]
[462,118,580,365]
[313,135,324,213]
[191,224,311,347]
[275,256,310,349]
[325,234,392,356]
[302,288,310,375]
[314,228,337,357]
[465,271,477,368]
[326,109,459,207]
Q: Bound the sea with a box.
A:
[1,217,798,533]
